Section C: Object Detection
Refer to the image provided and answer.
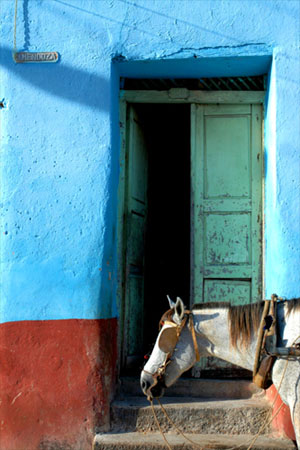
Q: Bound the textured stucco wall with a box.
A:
[1,1,299,324]
[264,47,300,298]
[0,318,118,450]
[0,1,299,449]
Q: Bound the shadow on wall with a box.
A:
[0,46,109,111]
[119,0,300,23]
[52,0,241,43]
[0,45,118,320]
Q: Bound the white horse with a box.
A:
[140,296,300,448]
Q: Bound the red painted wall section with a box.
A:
[266,385,296,442]
[0,318,118,450]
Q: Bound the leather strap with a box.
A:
[253,300,271,378]
[165,312,200,362]
[188,313,200,362]
[253,295,278,388]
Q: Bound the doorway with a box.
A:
[118,91,264,376]
[119,103,191,374]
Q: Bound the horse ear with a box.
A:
[167,295,176,309]
[174,297,185,322]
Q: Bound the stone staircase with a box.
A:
[93,377,295,450]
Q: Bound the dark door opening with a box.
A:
[123,103,191,374]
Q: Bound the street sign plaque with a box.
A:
[14,52,59,63]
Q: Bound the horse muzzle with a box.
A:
[140,370,165,399]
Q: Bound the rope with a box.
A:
[244,333,300,450]
[152,394,284,450]
[157,398,204,449]
[227,333,300,450]
[13,0,18,53]
[149,399,172,450]
[245,403,284,450]
[149,334,300,450]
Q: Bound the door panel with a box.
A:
[127,274,144,355]
[128,213,146,266]
[191,103,262,375]
[204,213,251,265]
[124,105,148,366]
[204,116,251,199]
[204,279,251,304]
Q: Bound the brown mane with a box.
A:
[228,302,263,348]
[192,298,300,348]
[285,298,300,316]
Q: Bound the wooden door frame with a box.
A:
[117,89,265,372]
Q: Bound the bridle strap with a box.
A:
[164,312,200,363]
[164,315,188,336]
[145,311,200,382]
[188,313,200,362]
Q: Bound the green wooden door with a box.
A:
[191,103,262,373]
[123,105,148,367]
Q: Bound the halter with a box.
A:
[143,309,200,385]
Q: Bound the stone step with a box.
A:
[93,431,295,450]
[111,397,272,435]
[118,377,262,399]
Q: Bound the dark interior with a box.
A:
[134,103,191,361]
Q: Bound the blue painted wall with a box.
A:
[0,0,299,323]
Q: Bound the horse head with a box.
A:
[140,296,199,399]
